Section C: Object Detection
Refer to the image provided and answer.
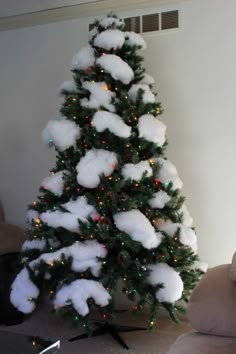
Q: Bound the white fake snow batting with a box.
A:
[30,240,107,277]
[92,111,131,138]
[122,160,152,181]
[10,268,40,313]
[148,190,171,209]
[147,263,183,303]
[72,45,95,70]
[96,54,134,85]
[58,80,77,94]
[54,279,111,316]
[128,84,155,103]
[76,149,117,188]
[41,171,67,196]
[125,32,146,49]
[114,209,162,249]
[138,114,166,145]
[81,81,116,112]
[42,120,80,151]
[158,223,197,246]
[157,158,183,190]
[94,29,125,50]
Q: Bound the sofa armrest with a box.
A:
[187,264,236,337]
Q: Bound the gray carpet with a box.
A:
[0,304,192,354]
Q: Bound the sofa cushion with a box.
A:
[167,332,236,354]
[0,223,26,255]
[229,252,236,282]
[187,264,236,337]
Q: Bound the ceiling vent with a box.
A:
[89,9,179,34]
[124,16,140,33]
[161,10,179,30]
[142,13,159,33]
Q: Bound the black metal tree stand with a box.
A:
[69,313,147,350]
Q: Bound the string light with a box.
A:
[149,158,154,165]
[155,178,160,186]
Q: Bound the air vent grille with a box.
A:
[161,10,179,30]
[142,13,159,33]
[124,16,140,33]
[89,9,179,34]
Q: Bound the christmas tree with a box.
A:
[11,14,203,331]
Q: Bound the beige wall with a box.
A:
[0,0,235,266]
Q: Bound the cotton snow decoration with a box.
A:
[92,111,131,138]
[138,114,166,145]
[148,190,171,209]
[27,209,39,223]
[72,45,95,70]
[125,32,146,49]
[191,241,198,254]
[179,203,193,227]
[41,211,80,232]
[99,16,124,29]
[81,81,116,112]
[146,263,183,303]
[114,209,162,249]
[138,73,155,85]
[41,196,99,232]
[54,279,111,316]
[30,240,107,277]
[58,80,77,94]
[41,170,67,196]
[76,149,117,188]
[88,27,98,40]
[158,223,197,247]
[157,158,183,190]
[96,55,134,85]
[22,239,46,251]
[122,160,152,181]
[128,84,155,103]
[42,120,80,151]
[94,29,125,50]
[10,268,40,313]
[193,261,208,273]
[63,196,99,221]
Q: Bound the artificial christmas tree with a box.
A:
[11,13,203,337]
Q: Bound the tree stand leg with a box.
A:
[68,320,147,350]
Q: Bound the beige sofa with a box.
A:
[167,256,236,354]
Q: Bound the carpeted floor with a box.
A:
[0,304,192,354]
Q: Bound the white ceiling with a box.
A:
[0,0,103,18]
